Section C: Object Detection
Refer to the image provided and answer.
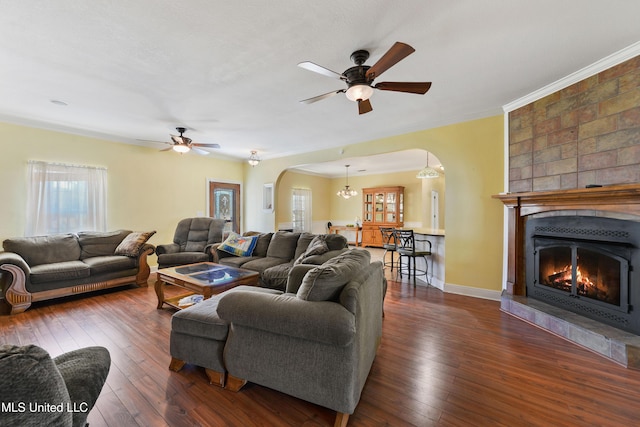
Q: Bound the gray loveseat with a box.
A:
[169,249,385,426]
[214,230,349,290]
[0,230,155,314]
[156,217,226,269]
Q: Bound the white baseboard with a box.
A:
[443,283,502,301]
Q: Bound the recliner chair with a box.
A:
[156,217,226,269]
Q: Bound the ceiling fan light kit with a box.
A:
[298,41,432,115]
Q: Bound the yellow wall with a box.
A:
[244,115,504,292]
[275,171,332,230]
[0,122,244,266]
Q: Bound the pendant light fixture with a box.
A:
[416,156,440,179]
[247,150,260,166]
[337,165,358,199]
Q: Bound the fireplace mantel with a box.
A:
[493,183,640,295]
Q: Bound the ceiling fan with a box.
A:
[159,127,220,154]
[298,42,432,115]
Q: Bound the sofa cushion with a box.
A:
[293,232,316,261]
[158,251,210,268]
[252,232,273,257]
[114,230,156,257]
[218,256,258,269]
[30,261,91,284]
[261,262,295,290]
[3,234,80,267]
[297,249,371,302]
[218,232,259,257]
[82,255,137,275]
[0,344,73,427]
[266,231,300,260]
[78,229,131,258]
[241,256,291,273]
[294,235,329,265]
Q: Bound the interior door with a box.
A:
[208,182,240,234]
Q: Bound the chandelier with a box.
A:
[337,165,358,199]
[416,156,440,179]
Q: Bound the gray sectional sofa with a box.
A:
[214,230,349,290]
[169,248,386,427]
[0,229,155,314]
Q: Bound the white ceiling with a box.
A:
[2,1,640,173]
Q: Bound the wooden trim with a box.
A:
[334,412,349,427]
[224,374,247,392]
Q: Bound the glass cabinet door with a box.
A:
[363,193,373,222]
[375,192,384,222]
[386,192,396,222]
[399,193,404,223]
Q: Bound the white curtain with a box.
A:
[26,161,107,236]
[292,188,312,233]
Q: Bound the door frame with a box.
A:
[207,179,242,234]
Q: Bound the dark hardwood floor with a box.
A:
[3,271,640,426]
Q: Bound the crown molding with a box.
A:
[503,41,640,112]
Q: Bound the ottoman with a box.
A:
[169,285,281,387]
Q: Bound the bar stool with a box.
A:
[379,227,397,271]
[394,229,432,286]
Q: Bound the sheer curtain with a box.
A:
[26,161,107,236]
[292,188,312,233]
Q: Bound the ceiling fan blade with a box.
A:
[300,89,345,104]
[374,81,432,94]
[358,99,373,115]
[160,146,173,152]
[365,42,415,80]
[191,147,209,155]
[193,143,221,149]
[298,61,344,79]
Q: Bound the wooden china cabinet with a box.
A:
[361,186,404,247]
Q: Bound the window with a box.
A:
[26,161,107,236]
[292,188,312,233]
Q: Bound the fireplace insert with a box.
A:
[526,215,640,334]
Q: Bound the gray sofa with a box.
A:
[214,230,349,290]
[0,230,155,314]
[0,344,110,427]
[170,249,385,426]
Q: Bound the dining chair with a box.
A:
[394,229,432,286]
[379,227,397,271]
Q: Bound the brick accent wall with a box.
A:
[509,56,640,192]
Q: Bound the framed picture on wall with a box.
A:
[263,183,274,212]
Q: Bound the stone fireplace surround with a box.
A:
[494,183,640,369]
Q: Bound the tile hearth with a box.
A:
[501,292,640,369]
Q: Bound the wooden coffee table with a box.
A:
[155,262,259,310]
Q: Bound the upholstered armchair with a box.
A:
[156,217,227,269]
[0,344,110,427]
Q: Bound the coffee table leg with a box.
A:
[155,276,165,309]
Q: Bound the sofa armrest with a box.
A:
[155,243,179,256]
[217,291,355,347]
[0,251,31,275]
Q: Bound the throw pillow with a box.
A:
[218,232,259,257]
[297,249,370,301]
[294,235,330,265]
[114,230,156,257]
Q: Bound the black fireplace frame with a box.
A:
[526,215,640,334]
